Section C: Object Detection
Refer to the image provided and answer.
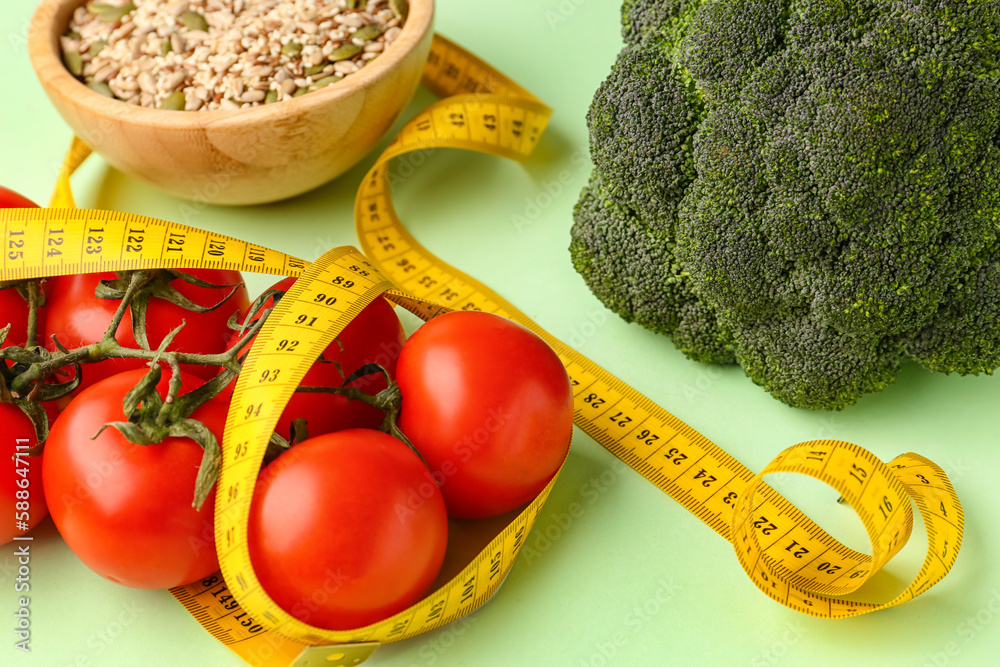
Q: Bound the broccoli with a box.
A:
[571,0,1000,410]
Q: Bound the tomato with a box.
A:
[395,311,573,519]
[0,185,38,209]
[232,277,405,441]
[1,187,40,350]
[44,269,250,394]
[42,368,225,588]
[248,429,447,630]
[1,404,47,544]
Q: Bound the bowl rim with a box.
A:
[28,0,435,129]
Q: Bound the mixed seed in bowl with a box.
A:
[61,0,409,110]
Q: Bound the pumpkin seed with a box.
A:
[312,75,342,89]
[86,80,115,98]
[180,10,208,32]
[352,25,382,42]
[281,41,303,56]
[328,43,362,62]
[159,91,186,110]
[265,89,279,104]
[87,40,108,57]
[88,2,135,24]
[63,50,83,76]
[389,0,409,22]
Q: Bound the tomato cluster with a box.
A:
[2,185,573,633]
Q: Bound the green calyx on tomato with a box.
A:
[91,360,241,511]
[93,268,246,350]
[42,368,227,589]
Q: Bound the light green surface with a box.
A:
[3,1,1000,666]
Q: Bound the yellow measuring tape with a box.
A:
[0,33,963,667]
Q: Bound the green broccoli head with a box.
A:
[572,0,1000,409]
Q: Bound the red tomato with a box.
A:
[395,312,573,519]
[248,429,448,630]
[1,404,47,544]
[0,187,41,350]
[44,269,250,394]
[0,185,39,208]
[232,277,405,441]
[42,369,225,588]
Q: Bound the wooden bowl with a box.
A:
[28,0,434,205]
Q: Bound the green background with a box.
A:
[3,1,999,665]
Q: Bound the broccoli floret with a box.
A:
[570,174,733,364]
[572,0,1000,409]
[586,43,703,224]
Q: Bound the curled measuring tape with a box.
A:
[0,33,963,667]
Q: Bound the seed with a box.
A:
[159,91,186,110]
[63,50,83,76]
[311,75,342,89]
[93,63,119,82]
[87,40,108,58]
[333,60,358,75]
[389,0,409,22]
[88,2,136,24]
[137,71,157,94]
[170,32,185,53]
[86,80,115,98]
[239,89,266,103]
[383,26,401,43]
[328,43,361,62]
[352,25,382,42]
[63,0,406,111]
[180,10,209,31]
[244,65,274,78]
[164,70,187,91]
